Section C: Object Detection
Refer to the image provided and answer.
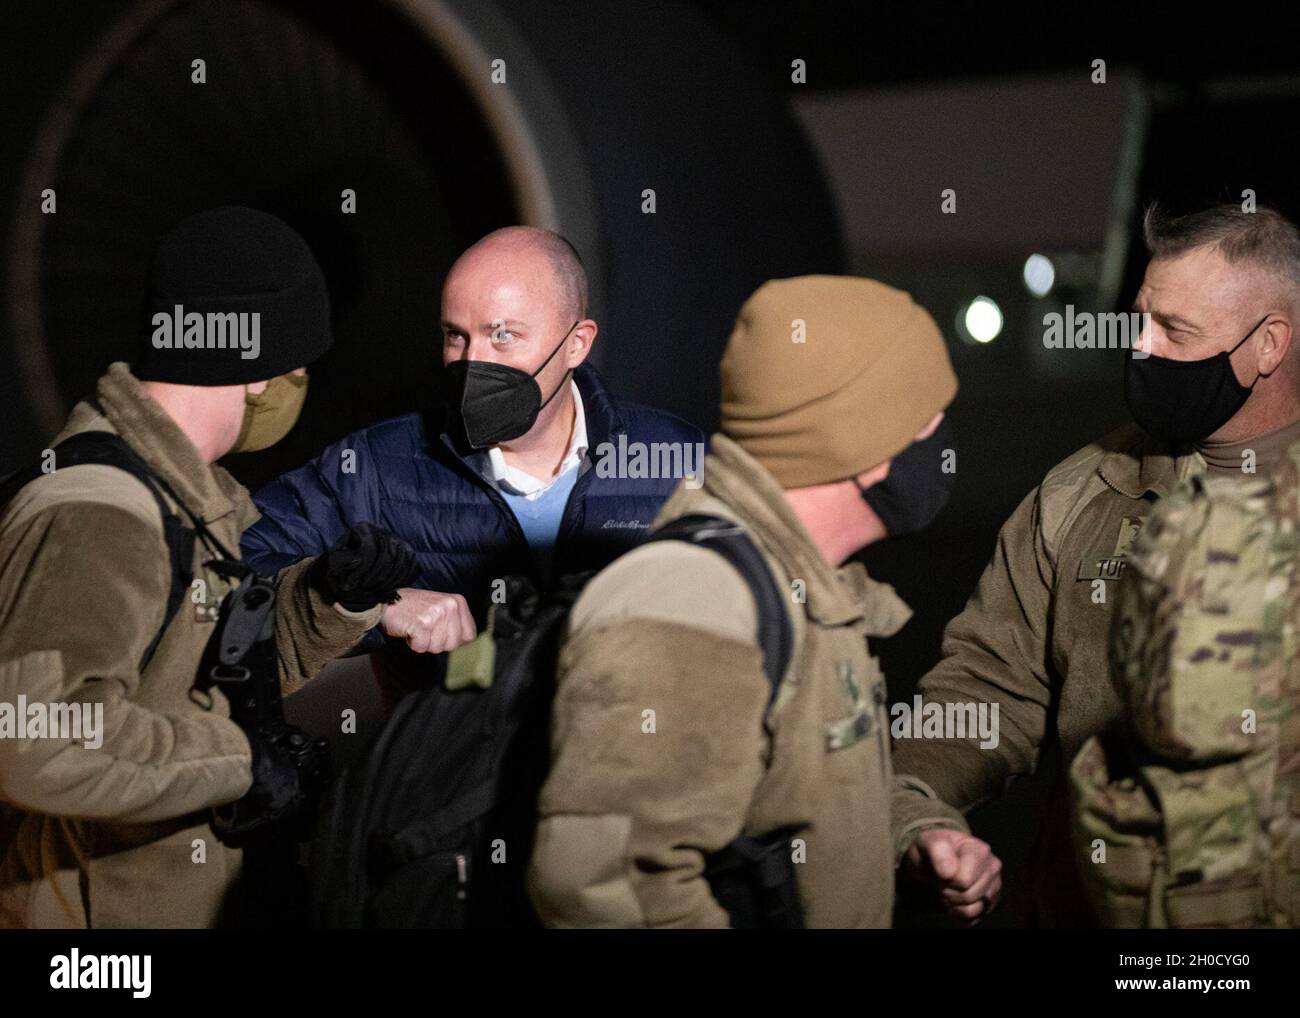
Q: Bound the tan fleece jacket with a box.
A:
[0,363,379,928]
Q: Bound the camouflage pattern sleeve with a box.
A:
[1072,444,1299,928]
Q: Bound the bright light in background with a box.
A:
[961,296,1003,344]
[1022,253,1055,297]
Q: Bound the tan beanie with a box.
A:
[720,275,958,488]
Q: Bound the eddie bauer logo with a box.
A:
[50,949,151,998]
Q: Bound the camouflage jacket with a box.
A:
[891,423,1199,924]
[1071,440,1300,928]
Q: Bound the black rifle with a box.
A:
[196,562,330,848]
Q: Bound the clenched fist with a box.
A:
[904,828,1003,924]
[381,588,477,654]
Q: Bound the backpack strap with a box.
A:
[648,513,793,710]
[0,431,194,673]
[650,513,804,929]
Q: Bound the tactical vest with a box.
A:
[1070,446,1300,928]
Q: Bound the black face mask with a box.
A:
[1124,315,1268,446]
[441,321,578,449]
[854,417,956,538]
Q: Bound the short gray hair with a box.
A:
[1143,202,1300,305]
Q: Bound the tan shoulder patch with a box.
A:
[2,464,161,535]
[1037,442,1125,562]
[570,540,760,647]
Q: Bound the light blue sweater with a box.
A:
[498,465,581,584]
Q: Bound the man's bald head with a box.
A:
[440,224,598,426]
[451,226,588,323]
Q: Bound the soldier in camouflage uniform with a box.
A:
[1070,440,1300,928]
[896,203,1300,924]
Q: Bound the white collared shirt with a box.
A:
[481,381,588,500]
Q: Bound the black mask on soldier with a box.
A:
[442,321,578,449]
[854,417,956,537]
[1124,315,1268,446]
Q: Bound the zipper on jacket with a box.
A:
[550,459,600,574]
[480,483,533,556]
[437,433,540,588]
[873,679,889,776]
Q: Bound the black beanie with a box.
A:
[135,206,333,386]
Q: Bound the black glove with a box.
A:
[311,522,419,611]
[212,726,327,847]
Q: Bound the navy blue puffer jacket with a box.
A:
[241,364,704,708]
